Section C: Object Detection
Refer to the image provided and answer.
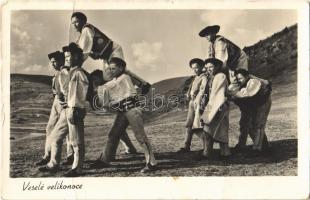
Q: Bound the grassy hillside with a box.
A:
[10,74,53,135]
[11,74,52,85]
[149,76,189,95]
[244,24,297,78]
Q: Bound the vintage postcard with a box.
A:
[1,0,309,199]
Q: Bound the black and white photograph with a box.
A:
[1,0,309,199]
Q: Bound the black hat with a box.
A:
[48,51,64,60]
[109,57,127,68]
[189,58,205,68]
[62,45,69,52]
[205,58,223,66]
[62,43,83,55]
[199,25,220,37]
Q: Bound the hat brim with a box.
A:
[48,54,54,60]
[62,43,83,55]
[189,58,205,68]
[199,25,220,37]
[109,57,127,68]
[205,58,223,66]
[48,51,63,60]
[62,46,69,52]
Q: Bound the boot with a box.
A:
[253,128,266,151]
[35,158,49,166]
[90,158,111,169]
[64,168,81,177]
[38,165,59,173]
[235,126,250,151]
[63,155,74,165]
[177,128,193,153]
[220,143,231,158]
[140,163,157,173]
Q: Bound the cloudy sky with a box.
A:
[11,9,297,83]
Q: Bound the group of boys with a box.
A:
[35,12,156,177]
[36,44,157,176]
[35,12,272,176]
[36,43,89,177]
[177,25,272,159]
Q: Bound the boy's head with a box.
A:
[235,69,250,87]
[189,58,205,76]
[90,69,104,87]
[48,51,64,70]
[205,58,223,75]
[62,43,84,68]
[106,57,127,79]
[71,12,87,32]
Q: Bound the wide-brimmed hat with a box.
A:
[199,25,220,37]
[109,57,127,68]
[62,43,83,55]
[189,58,205,68]
[205,57,223,66]
[48,51,64,60]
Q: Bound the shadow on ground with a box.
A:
[80,139,297,176]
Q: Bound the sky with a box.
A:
[11,9,297,83]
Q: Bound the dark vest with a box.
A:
[82,23,113,60]
[215,35,241,70]
[199,74,212,114]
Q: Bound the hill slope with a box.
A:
[244,24,297,78]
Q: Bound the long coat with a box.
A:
[188,74,209,129]
[201,72,229,143]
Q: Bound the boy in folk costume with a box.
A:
[89,69,139,158]
[199,25,249,85]
[177,58,209,154]
[228,69,272,154]
[36,51,73,166]
[70,12,151,94]
[90,57,157,173]
[62,43,89,176]
[40,43,89,177]
[199,25,255,151]
[201,58,231,158]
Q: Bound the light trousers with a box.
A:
[48,108,85,172]
[44,97,73,160]
[100,108,157,166]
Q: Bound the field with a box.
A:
[9,68,297,177]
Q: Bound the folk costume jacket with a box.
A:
[97,74,137,107]
[201,72,229,143]
[67,66,89,109]
[52,71,61,97]
[190,74,209,129]
[233,76,272,107]
[58,66,70,102]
